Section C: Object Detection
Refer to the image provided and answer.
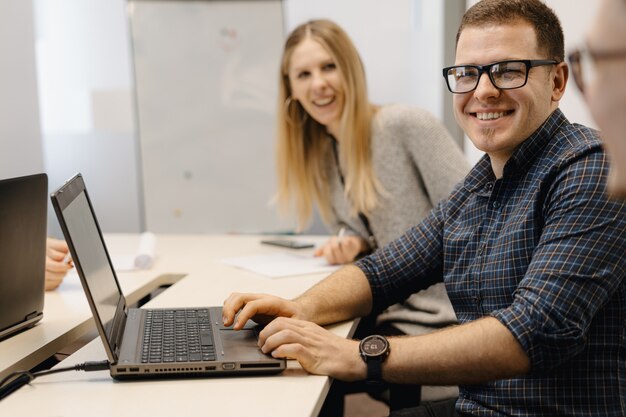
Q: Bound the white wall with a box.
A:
[34,0,142,236]
[0,1,44,179]
[0,0,597,234]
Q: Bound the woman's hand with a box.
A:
[45,237,72,290]
[313,235,366,265]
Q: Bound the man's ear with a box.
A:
[552,61,568,101]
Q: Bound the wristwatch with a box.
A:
[359,334,390,386]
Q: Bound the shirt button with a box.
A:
[485,182,494,191]
[492,201,501,209]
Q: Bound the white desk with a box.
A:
[0,234,355,417]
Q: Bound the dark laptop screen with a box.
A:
[0,174,46,339]
[62,190,121,339]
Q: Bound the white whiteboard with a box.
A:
[129,0,291,233]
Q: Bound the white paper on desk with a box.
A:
[111,232,157,272]
[222,252,340,278]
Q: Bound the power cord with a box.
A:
[0,360,110,400]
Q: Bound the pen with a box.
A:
[62,252,72,264]
[337,226,346,248]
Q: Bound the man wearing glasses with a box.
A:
[223,1,626,415]
[569,0,626,201]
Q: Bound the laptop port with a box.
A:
[222,363,236,370]
[240,363,281,369]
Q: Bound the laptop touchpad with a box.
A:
[219,329,269,360]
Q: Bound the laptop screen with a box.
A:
[59,186,122,344]
[0,174,47,339]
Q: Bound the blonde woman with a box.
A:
[276,19,469,347]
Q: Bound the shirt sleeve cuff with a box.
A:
[491,304,542,369]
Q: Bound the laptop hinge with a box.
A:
[109,299,128,356]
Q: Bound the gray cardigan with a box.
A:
[325,104,470,335]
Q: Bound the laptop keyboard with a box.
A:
[141,308,216,363]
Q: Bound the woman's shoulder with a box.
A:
[373,104,444,140]
[374,104,440,129]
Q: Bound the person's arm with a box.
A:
[225,204,447,330]
[314,182,371,265]
[315,143,376,265]
[255,258,530,385]
[294,264,373,324]
[257,212,526,383]
[381,143,626,384]
[223,264,373,329]
[252,206,452,378]
[382,317,529,384]
[488,149,626,371]
[257,315,529,383]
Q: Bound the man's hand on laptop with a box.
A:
[222,293,365,380]
[222,292,303,330]
[258,317,365,380]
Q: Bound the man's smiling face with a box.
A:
[453,21,562,169]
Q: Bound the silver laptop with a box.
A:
[50,173,285,379]
[0,174,47,341]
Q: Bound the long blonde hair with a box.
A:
[275,19,383,230]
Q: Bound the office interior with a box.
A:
[0,0,595,238]
[0,1,601,415]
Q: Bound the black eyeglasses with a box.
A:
[442,59,558,94]
[568,46,626,94]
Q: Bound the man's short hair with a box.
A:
[457,0,564,62]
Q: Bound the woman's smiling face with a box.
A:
[287,38,345,136]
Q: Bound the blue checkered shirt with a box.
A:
[356,109,626,416]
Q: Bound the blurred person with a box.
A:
[568,0,626,199]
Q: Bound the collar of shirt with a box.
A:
[463,109,567,196]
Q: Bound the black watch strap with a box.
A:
[366,357,384,387]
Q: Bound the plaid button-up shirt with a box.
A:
[356,109,626,416]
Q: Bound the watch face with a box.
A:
[360,335,389,357]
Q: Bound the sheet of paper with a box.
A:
[222,252,340,278]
